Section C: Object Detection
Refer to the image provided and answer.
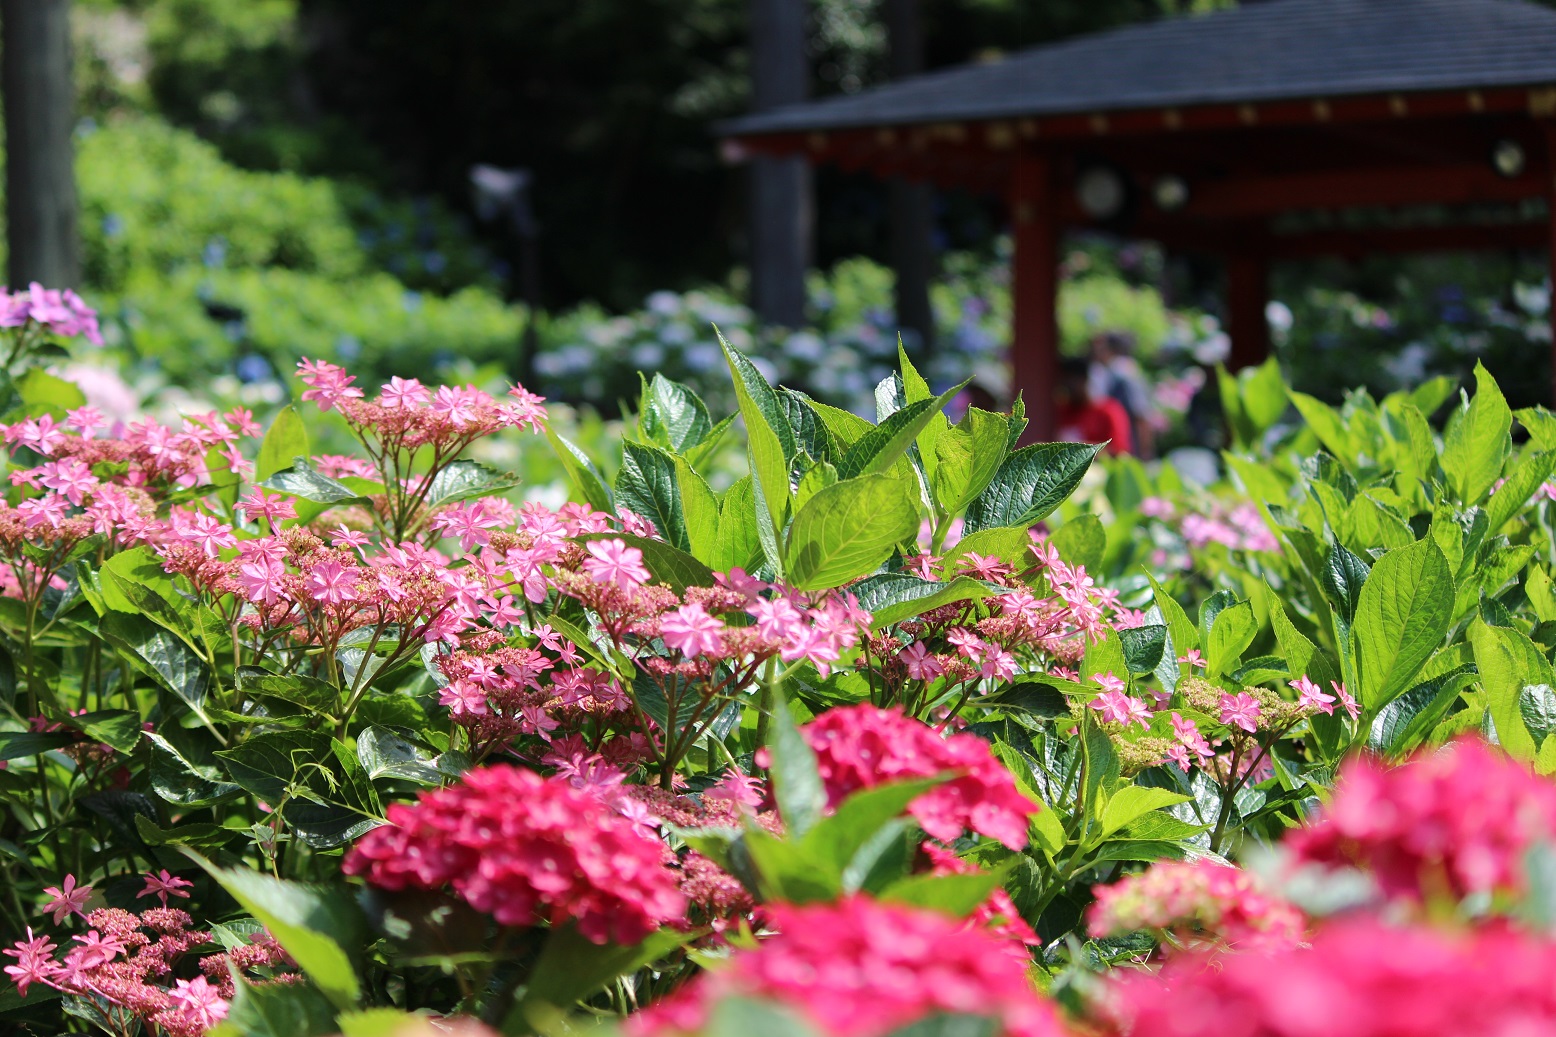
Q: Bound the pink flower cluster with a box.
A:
[792,704,1039,849]
[1284,737,1556,902]
[629,897,1066,1037]
[1087,860,1305,952]
[297,358,546,441]
[1102,917,1556,1037]
[0,282,102,345]
[4,874,294,1037]
[342,764,686,944]
[881,536,1157,726]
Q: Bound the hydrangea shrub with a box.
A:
[3,286,1556,1036]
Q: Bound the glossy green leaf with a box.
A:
[1522,684,1556,751]
[850,573,994,628]
[721,333,795,532]
[1442,362,1512,506]
[1352,538,1453,711]
[1119,624,1168,676]
[1368,668,1475,757]
[710,476,762,573]
[616,442,688,551]
[145,730,240,806]
[641,373,713,452]
[1471,618,1555,761]
[837,381,964,481]
[879,868,1007,916]
[1050,514,1105,571]
[424,459,520,509]
[785,474,921,591]
[216,730,330,804]
[962,442,1101,533]
[1098,786,1191,841]
[767,690,826,837]
[263,458,372,508]
[1147,574,1199,653]
[1205,600,1256,679]
[921,404,1008,507]
[675,454,721,563]
[514,924,692,1030]
[256,405,310,482]
[544,425,614,514]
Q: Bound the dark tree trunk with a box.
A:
[885,0,934,350]
[2,0,80,290]
[748,0,810,328]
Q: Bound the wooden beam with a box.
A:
[1141,220,1548,258]
[1183,163,1544,220]
[1265,222,1546,259]
[1544,122,1556,408]
[1010,153,1059,442]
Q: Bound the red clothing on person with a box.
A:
[1056,396,1133,455]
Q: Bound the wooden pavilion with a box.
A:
[722,0,1556,438]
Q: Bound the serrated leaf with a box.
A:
[263,458,372,507]
[1442,361,1512,505]
[616,442,689,551]
[424,459,520,509]
[931,407,1009,514]
[849,573,994,628]
[962,442,1100,533]
[721,334,795,533]
[1050,514,1105,571]
[785,474,921,591]
[256,405,310,483]
[642,373,713,452]
[837,381,964,481]
[1352,538,1453,711]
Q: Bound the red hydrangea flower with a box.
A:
[1284,736,1556,902]
[629,896,1065,1037]
[342,765,685,944]
[794,704,1039,849]
[1087,860,1305,952]
[1102,917,1556,1037]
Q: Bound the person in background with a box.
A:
[1090,330,1157,458]
[1056,356,1133,455]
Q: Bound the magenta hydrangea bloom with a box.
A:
[629,896,1065,1037]
[794,704,1039,850]
[342,765,686,944]
[1104,917,1556,1037]
[1285,736,1556,903]
[1088,860,1305,952]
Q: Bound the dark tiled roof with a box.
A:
[724,0,1556,135]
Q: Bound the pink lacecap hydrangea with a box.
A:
[0,283,102,345]
[342,764,686,944]
[1102,917,1556,1037]
[628,896,1065,1037]
[1087,859,1305,952]
[1284,736,1556,902]
[790,704,1039,850]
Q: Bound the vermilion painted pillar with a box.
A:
[1011,153,1058,442]
[1226,245,1270,371]
[1546,124,1556,406]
